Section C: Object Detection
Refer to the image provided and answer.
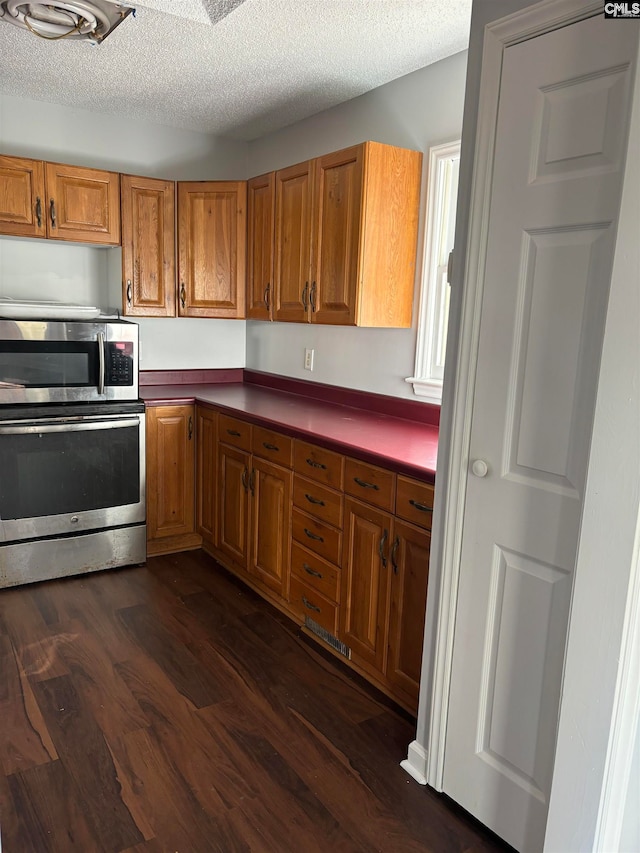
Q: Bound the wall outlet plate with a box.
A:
[304,348,314,371]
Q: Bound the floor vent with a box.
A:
[305,617,351,659]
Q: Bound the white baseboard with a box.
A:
[400,740,428,785]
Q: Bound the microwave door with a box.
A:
[97,330,106,396]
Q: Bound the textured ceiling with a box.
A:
[0,0,471,141]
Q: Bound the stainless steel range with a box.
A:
[0,317,146,588]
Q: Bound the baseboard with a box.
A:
[401,740,428,785]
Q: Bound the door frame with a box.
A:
[422,0,604,792]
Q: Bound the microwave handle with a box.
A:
[97,331,105,396]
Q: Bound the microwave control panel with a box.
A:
[106,341,134,386]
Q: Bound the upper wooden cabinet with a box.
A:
[247,141,422,327]
[177,181,246,318]
[121,174,176,317]
[0,155,120,244]
[246,173,275,320]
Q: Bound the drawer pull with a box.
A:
[409,499,433,513]
[304,493,325,507]
[262,441,279,451]
[353,476,379,491]
[306,458,327,470]
[302,595,321,614]
[303,563,323,579]
[227,429,242,437]
[304,528,324,543]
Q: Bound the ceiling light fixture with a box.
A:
[0,1,134,44]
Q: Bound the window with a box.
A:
[406,140,460,403]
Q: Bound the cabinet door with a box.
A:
[147,405,195,540]
[217,442,251,570]
[247,173,275,320]
[386,519,430,706]
[311,145,363,325]
[45,162,120,244]
[341,497,391,672]
[250,457,292,598]
[274,161,313,322]
[177,181,246,318]
[121,175,176,317]
[196,406,217,544]
[0,155,46,238]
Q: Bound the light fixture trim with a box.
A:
[0,0,135,44]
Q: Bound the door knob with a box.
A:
[471,459,488,478]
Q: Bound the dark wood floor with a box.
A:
[0,550,511,852]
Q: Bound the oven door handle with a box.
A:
[0,416,140,435]
[97,331,106,396]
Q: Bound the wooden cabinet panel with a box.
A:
[293,475,343,529]
[250,458,292,597]
[0,155,46,238]
[290,542,340,603]
[289,576,339,635]
[292,509,342,566]
[387,520,430,704]
[341,498,391,672]
[344,458,395,512]
[294,440,344,490]
[147,405,195,541]
[121,175,175,317]
[196,406,217,544]
[274,161,313,322]
[217,442,251,570]
[178,181,246,318]
[252,425,293,467]
[395,476,434,529]
[45,162,120,244]
[219,413,252,451]
[247,173,275,320]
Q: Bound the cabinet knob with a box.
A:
[471,459,489,478]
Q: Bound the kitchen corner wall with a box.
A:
[0,92,248,369]
[246,50,468,400]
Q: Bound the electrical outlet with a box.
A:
[304,348,314,371]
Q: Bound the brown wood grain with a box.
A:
[246,172,275,320]
[0,154,46,238]
[274,159,314,322]
[44,161,120,244]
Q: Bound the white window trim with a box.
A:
[406,139,461,403]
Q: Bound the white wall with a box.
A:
[246,50,467,399]
[0,93,248,369]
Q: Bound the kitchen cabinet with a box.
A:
[177,181,246,318]
[246,172,275,320]
[146,405,200,556]
[249,141,422,327]
[0,155,120,244]
[196,405,217,545]
[217,440,252,571]
[121,174,176,317]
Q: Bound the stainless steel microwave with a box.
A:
[0,318,139,404]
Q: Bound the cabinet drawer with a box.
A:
[252,426,293,467]
[294,441,344,489]
[344,458,395,512]
[293,475,343,529]
[291,542,340,603]
[292,508,342,566]
[289,576,339,635]
[219,414,251,450]
[395,476,434,529]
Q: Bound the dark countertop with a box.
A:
[141,382,438,483]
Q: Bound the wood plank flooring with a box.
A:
[0,550,512,852]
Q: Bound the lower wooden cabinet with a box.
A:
[217,441,251,571]
[146,404,201,556]
[250,457,292,597]
[196,406,217,544]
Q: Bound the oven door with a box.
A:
[0,405,145,544]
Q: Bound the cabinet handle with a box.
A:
[353,477,379,491]
[241,467,249,492]
[306,457,327,470]
[35,196,42,228]
[227,429,241,437]
[49,198,56,228]
[391,536,400,575]
[304,493,325,507]
[304,527,324,543]
[188,416,193,440]
[310,280,317,312]
[303,563,323,579]
[126,280,132,304]
[379,528,388,568]
[302,595,321,614]
[249,468,255,496]
[262,442,279,451]
[302,281,309,311]
[264,282,271,311]
[180,282,186,309]
[409,499,432,513]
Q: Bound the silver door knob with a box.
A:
[471,459,488,478]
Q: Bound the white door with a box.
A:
[443,14,638,852]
